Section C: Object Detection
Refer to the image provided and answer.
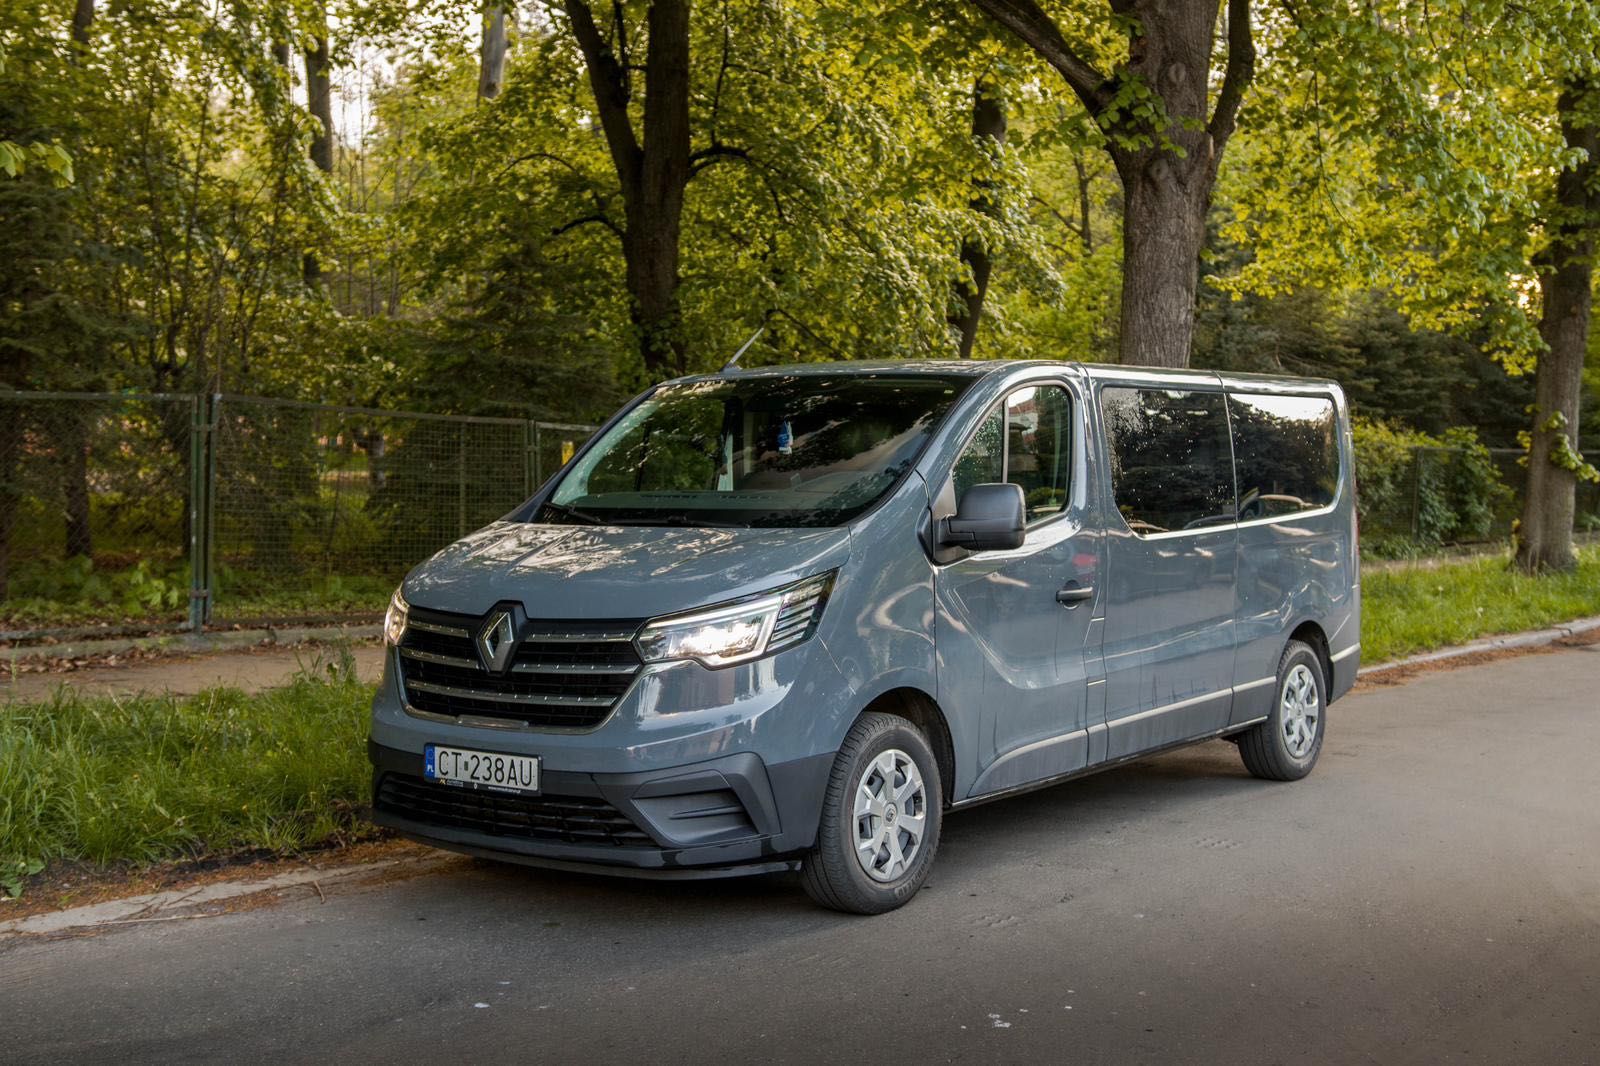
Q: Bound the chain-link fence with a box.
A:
[4,390,1595,641]
[1356,445,1600,554]
[0,392,595,643]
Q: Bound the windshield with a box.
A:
[540,373,972,528]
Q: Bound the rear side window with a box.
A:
[1229,392,1339,519]
[1102,387,1235,535]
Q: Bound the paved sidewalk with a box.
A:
[1,643,385,703]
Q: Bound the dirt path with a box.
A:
[1,643,385,703]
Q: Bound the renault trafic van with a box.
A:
[369,360,1359,913]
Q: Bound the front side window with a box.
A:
[1229,393,1339,519]
[950,384,1074,526]
[542,374,971,528]
[1102,387,1235,535]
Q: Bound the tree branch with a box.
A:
[551,212,622,239]
[560,0,641,188]
[1207,0,1254,155]
[965,0,1111,115]
[688,143,750,173]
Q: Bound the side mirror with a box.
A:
[941,483,1026,552]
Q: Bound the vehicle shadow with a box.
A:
[379,739,1260,935]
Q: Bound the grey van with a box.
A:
[368,360,1359,913]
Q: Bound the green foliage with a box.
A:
[1,857,45,900]
[1518,410,1600,483]
[0,654,376,871]
[0,557,188,626]
[1352,419,1511,555]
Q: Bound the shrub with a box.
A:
[1352,418,1510,555]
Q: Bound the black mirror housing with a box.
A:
[940,483,1026,552]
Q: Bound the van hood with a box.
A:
[401,521,852,621]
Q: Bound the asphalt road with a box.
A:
[4,647,1598,1064]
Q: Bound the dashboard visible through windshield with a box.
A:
[538,373,973,528]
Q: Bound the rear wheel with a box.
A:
[1238,639,1326,781]
[801,712,942,915]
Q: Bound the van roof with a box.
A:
[680,358,1339,392]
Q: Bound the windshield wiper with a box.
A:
[538,502,605,525]
[622,513,750,529]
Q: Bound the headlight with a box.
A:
[635,571,835,669]
[384,586,409,646]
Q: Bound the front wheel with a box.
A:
[800,712,942,915]
[1238,639,1326,781]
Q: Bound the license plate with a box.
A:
[424,744,540,795]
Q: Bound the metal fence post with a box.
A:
[187,393,219,632]
[457,421,468,537]
[534,422,543,489]
[522,420,534,497]
[1410,447,1424,541]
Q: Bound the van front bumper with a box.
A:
[367,740,834,878]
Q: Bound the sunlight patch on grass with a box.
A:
[1362,545,1600,663]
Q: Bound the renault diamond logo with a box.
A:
[477,609,517,673]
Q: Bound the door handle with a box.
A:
[1056,584,1094,606]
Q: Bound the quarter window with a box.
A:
[950,384,1074,527]
[1102,387,1235,535]
[1228,393,1339,519]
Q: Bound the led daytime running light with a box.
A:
[635,572,834,669]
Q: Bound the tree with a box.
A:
[478,4,510,99]
[965,0,1255,367]
[950,77,1007,358]
[1207,2,1600,570]
[1518,78,1600,573]
[558,0,694,377]
[303,7,333,289]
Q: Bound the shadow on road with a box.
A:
[377,739,1263,932]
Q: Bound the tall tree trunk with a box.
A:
[951,79,1007,359]
[478,4,510,99]
[968,0,1253,368]
[1516,79,1596,574]
[1073,153,1093,254]
[62,416,93,561]
[1114,154,1210,366]
[564,0,692,377]
[70,0,94,47]
[303,18,334,290]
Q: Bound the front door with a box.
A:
[934,382,1103,798]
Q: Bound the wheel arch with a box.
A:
[1288,619,1333,695]
[852,687,957,807]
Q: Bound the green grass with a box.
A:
[1362,544,1600,664]
[4,548,1598,888]
[0,650,376,885]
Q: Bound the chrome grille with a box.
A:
[398,606,643,729]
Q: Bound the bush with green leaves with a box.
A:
[1352,419,1511,555]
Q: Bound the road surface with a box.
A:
[3,646,1597,1064]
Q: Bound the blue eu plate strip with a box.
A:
[423,744,436,779]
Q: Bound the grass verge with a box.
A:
[5,548,1599,896]
[1361,544,1600,664]
[1,650,377,897]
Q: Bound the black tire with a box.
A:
[800,712,942,915]
[1238,639,1326,781]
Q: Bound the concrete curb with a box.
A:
[4,623,382,664]
[1357,614,1600,677]
[0,855,453,938]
